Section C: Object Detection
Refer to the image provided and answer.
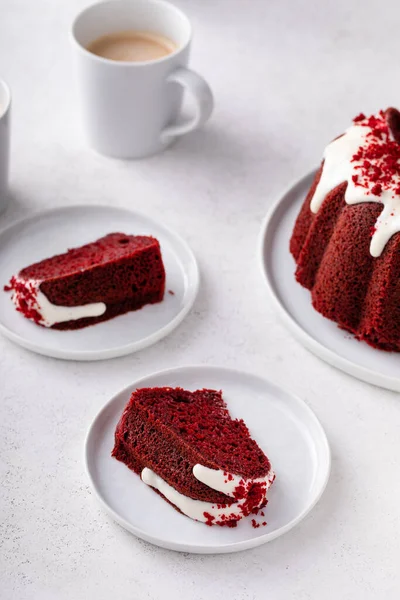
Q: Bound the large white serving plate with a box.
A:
[260,170,400,391]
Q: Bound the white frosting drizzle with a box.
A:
[10,277,106,327]
[141,464,275,524]
[311,115,400,257]
[192,464,267,497]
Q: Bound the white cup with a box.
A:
[71,0,214,159]
[0,79,11,213]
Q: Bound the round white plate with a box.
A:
[260,170,400,391]
[0,205,199,360]
[85,365,330,554]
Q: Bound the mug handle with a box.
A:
[161,67,214,141]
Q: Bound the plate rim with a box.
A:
[84,364,331,554]
[0,204,200,361]
[258,170,400,392]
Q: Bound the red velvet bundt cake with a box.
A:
[4,233,165,329]
[290,108,400,351]
[112,387,275,527]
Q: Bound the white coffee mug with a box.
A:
[0,79,11,213]
[71,0,214,159]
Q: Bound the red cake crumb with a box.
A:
[204,512,215,526]
[6,276,43,324]
[4,233,165,330]
[218,519,239,528]
[168,290,175,295]
[370,184,382,196]
[353,112,366,123]
[112,387,274,526]
[251,518,267,529]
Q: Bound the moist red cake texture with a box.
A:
[290,108,400,352]
[5,232,165,330]
[112,387,274,527]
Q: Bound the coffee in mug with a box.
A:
[71,0,214,159]
[86,30,177,62]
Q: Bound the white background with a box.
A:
[1,0,399,598]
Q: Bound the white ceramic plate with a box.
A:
[0,205,199,360]
[260,170,400,391]
[85,365,330,554]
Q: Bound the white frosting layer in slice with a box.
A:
[10,277,106,327]
[311,115,400,257]
[141,464,275,525]
[192,464,268,497]
[35,287,106,327]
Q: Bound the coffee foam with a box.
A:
[86,30,177,63]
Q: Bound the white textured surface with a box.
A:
[1,0,400,598]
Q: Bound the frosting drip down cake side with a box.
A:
[290,107,400,352]
[112,387,275,527]
[4,232,166,330]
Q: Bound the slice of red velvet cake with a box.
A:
[4,233,165,330]
[112,387,275,527]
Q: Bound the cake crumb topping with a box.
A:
[310,108,400,257]
[351,111,400,198]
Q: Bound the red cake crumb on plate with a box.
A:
[112,387,275,527]
[4,232,165,330]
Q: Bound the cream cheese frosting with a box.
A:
[9,277,106,327]
[311,112,400,258]
[141,464,275,525]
